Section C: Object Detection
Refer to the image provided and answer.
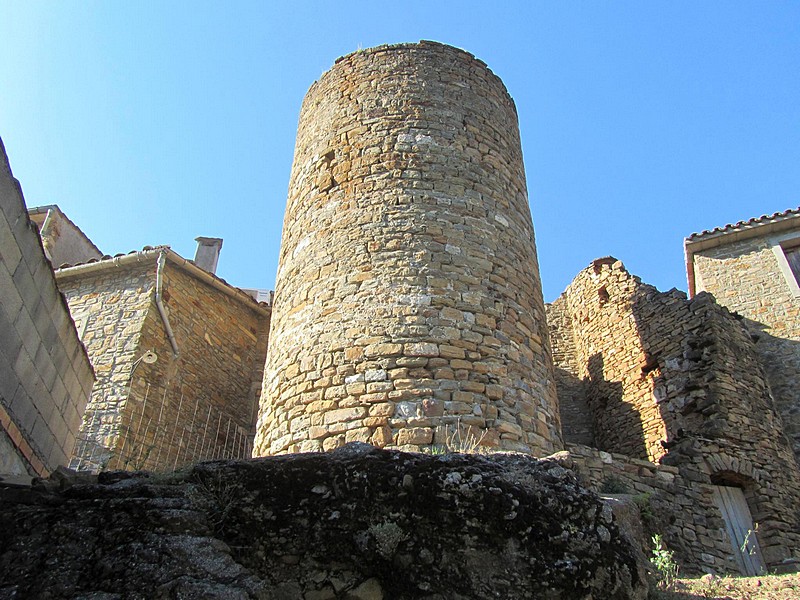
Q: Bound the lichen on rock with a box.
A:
[0,443,647,599]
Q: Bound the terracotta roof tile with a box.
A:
[687,207,800,242]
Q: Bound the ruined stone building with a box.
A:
[1,41,799,577]
[548,258,800,575]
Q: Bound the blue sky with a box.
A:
[1,2,798,301]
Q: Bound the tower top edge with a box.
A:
[313,40,515,113]
[334,40,479,66]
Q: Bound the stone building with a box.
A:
[26,208,273,472]
[548,257,800,575]
[0,139,94,477]
[685,208,800,466]
[58,245,271,471]
[255,42,560,458]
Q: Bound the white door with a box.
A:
[711,485,766,576]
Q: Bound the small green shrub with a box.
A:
[651,534,679,591]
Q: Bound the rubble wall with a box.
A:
[692,234,800,466]
[547,297,593,446]
[562,444,735,575]
[0,139,94,476]
[549,258,800,569]
[548,258,667,461]
[257,42,559,457]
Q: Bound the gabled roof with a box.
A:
[54,245,271,313]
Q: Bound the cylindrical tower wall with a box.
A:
[255,42,561,456]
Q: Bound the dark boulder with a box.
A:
[0,443,647,599]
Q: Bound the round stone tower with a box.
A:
[254,41,561,456]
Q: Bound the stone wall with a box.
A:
[59,252,270,471]
[123,261,270,470]
[547,297,593,446]
[549,258,800,570]
[256,42,560,457]
[58,262,156,470]
[0,138,94,476]
[690,229,800,466]
[548,258,667,461]
[561,444,741,575]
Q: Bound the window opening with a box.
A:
[782,242,800,286]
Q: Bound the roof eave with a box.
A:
[685,211,800,253]
[54,247,271,315]
[684,211,800,298]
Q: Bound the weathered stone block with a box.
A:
[324,407,367,425]
[395,427,433,446]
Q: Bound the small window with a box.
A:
[782,243,800,286]
[771,235,800,297]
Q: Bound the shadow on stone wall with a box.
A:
[554,367,594,447]
[585,353,649,461]
[628,288,800,567]
[550,258,800,570]
[742,317,800,465]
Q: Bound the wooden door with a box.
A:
[711,485,765,576]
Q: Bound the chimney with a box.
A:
[194,237,223,275]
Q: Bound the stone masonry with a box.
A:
[548,258,669,462]
[57,248,270,471]
[558,444,745,576]
[686,209,800,467]
[255,42,560,457]
[0,138,94,476]
[548,257,800,571]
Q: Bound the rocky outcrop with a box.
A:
[0,444,647,599]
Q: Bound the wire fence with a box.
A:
[70,383,253,473]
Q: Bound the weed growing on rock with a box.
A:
[651,534,679,591]
[191,472,238,532]
[427,420,488,455]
